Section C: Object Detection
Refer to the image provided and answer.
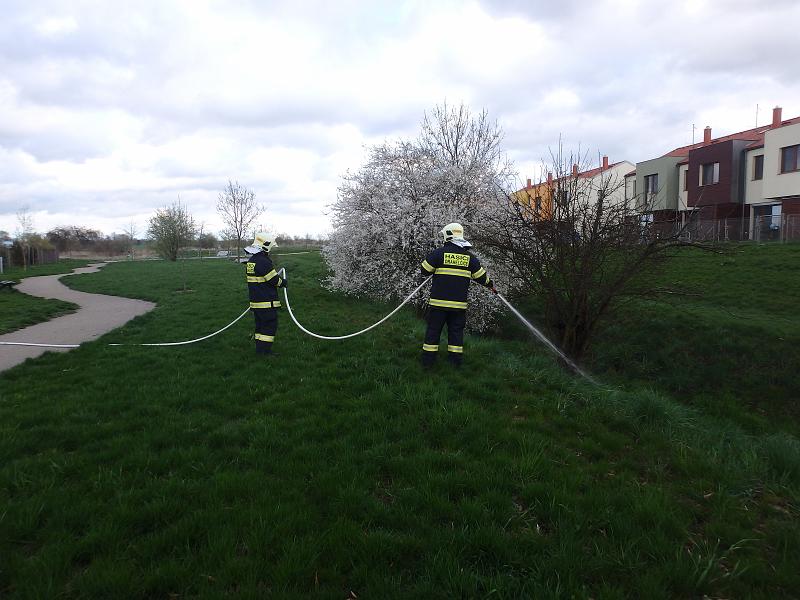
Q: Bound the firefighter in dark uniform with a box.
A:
[244,232,286,355]
[420,222,495,368]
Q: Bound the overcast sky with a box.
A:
[1,0,799,238]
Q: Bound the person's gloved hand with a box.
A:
[281,278,288,288]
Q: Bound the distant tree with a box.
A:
[47,226,103,255]
[47,227,71,253]
[216,180,263,261]
[197,232,218,249]
[122,221,138,259]
[147,200,196,261]
[15,207,35,270]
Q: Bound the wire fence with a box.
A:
[1,246,60,273]
[653,214,800,243]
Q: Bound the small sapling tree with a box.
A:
[216,180,263,261]
[147,200,196,262]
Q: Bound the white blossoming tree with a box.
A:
[323,103,513,330]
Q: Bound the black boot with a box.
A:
[447,353,463,368]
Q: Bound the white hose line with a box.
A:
[496,292,597,385]
[108,307,251,346]
[283,277,431,341]
[0,341,80,348]
[0,307,251,349]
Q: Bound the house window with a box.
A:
[644,174,658,196]
[625,178,636,200]
[683,170,688,191]
[781,145,800,173]
[700,162,720,186]
[753,155,764,180]
[534,196,542,212]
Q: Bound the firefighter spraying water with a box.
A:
[419,222,496,369]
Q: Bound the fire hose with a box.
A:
[2,268,594,383]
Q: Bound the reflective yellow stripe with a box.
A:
[434,267,471,278]
[422,343,439,352]
[447,345,463,353]
[249,301,281,309]
[421,260,435,273]
[254,333,275,342]
[247,276,267,283]
[471,267,486,280]
[276,277,283,287]
[264,269,278,280]
[429,298,468,310]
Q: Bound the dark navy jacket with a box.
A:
[246,251,284,308]
[420,242,493,310]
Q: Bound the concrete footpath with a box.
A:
[0,263,155,373]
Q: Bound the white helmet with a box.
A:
[244,232,277,254]
[440,222,464,242]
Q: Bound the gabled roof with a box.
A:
[576,161,627,180]
[662,115,800,158]
[518,161,632,193]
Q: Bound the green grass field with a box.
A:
[587,244,800,435]
[0,260,88,335]
[1,249,798,598]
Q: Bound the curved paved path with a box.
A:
[0,263,155,372]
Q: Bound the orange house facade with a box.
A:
[514,173,555,220]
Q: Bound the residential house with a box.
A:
[743,108,800,240]
[517,156,635,219]
[631,106,800,239]
[515,172,555,220]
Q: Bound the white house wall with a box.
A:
[586,161,635,207]
[763,121,800,200]
[678,164,689,211]
[744,149,765,205]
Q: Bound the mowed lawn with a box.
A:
[0,260,88,335]
[1,251,799,598]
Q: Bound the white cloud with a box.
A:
[35,16,78,37]
[1,0,799,237]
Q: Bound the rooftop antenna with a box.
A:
[692,123,696,144]
[755,103,759,127]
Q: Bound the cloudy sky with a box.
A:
[1,0,798,238]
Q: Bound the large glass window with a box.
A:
[781,145,799,173]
